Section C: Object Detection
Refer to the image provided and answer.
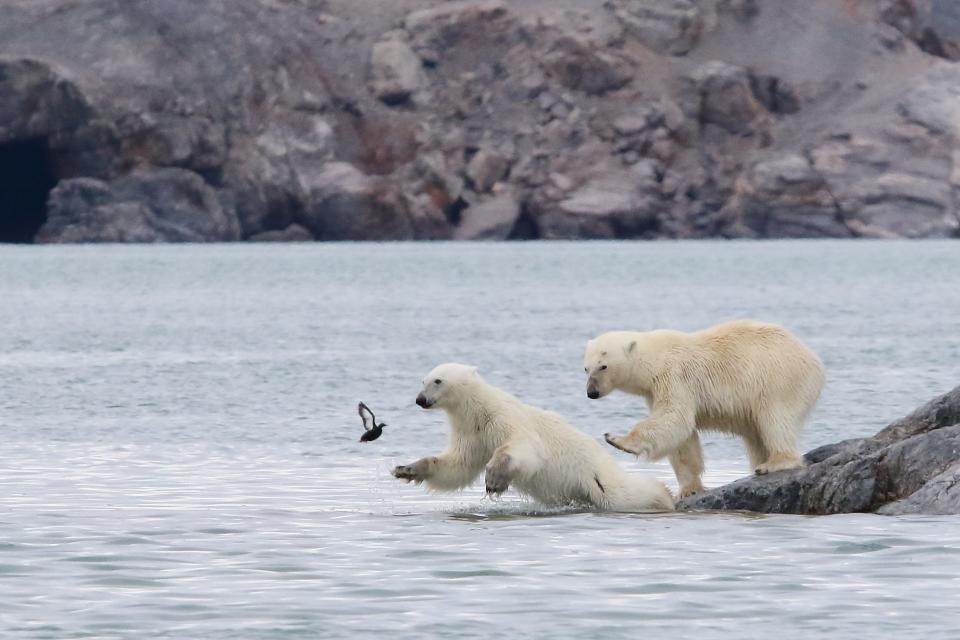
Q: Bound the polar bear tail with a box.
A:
[604,474,675,512]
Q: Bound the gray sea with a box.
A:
[1,241,959,639]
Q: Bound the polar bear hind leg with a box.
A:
[752,408,805,475]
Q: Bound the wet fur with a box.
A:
[394,364,674,512]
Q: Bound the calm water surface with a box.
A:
[1,241,959,639]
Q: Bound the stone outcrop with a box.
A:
[0,0,959,243]
[39,169,239,243]
[677,385,960,515]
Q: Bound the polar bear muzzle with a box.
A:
[415,393,433,408]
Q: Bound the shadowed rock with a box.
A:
[677,385,960,515]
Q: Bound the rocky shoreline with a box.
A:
[677,384,960,515]
[1,0,959,243]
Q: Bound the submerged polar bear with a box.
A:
[583,320,825,498]
[392,363,674,512]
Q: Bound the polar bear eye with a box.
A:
[434,379,442,385]
[600,365,607,370]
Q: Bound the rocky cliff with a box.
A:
[1,0,959,243]
[678,384,960,515]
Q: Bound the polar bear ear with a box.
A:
[469,366,479,376]
[625,341,637,355]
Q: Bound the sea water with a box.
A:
[1,240,959,639]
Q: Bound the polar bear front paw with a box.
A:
[604,433,651,458]
[484,462,511,496]
[604,432,631,453]
[678,485,703,499]
[392,458,433,483]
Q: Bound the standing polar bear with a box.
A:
[583,320,824,498]
[392,363,674,512]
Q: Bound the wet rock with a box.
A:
[369,39,426,106]
[678,385,960,515]
[38,168,240,243]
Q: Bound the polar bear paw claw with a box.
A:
[604,433,633,454]
[484,470,510,496]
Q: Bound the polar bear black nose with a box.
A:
[416,393,430,408]
[587,389,600,400]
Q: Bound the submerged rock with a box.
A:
[677,385,960,515]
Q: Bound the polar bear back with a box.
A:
[606,319,825,432]
[672,320,823,424]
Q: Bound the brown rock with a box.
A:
[541,37,633,96]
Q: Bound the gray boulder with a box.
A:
[465,148,509,193]
[612,0,705,56]
[453,191,521,240]
[369,39,426,106]
[882,0,960,61]
[405,0,512,64]
[536,162,661,239]
[686,61,768,135]
[38,168,240,243]
[677,385,960,515]
[541,36,633,96]
[298,162,413,241]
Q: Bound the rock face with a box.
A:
[1,0,959,242]
[677,385,960,515]
[38,170,239,243]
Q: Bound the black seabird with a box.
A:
[358,401,386,442]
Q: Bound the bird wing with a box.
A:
[358,401,375,431]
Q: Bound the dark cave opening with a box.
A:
[0,138,58,243]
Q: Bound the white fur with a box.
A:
[393,363,673,512]
[583,320,825,497]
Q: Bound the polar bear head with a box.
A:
[583,332,644,399]
[415,363,480,409]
